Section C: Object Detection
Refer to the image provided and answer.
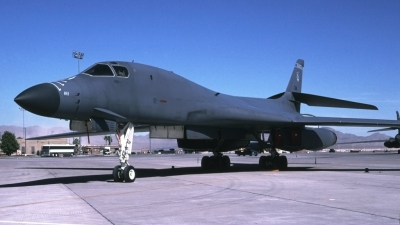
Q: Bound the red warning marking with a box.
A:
[160,99,167,103]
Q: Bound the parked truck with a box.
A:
[235,147,258,156]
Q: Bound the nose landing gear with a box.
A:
[112,123,136,182]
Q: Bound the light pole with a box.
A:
[23,121,26,154]
[19,108,26,155]
[72,51,84,73]
[73,51,84,146]
[149,136,152,154]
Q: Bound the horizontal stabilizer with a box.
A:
[368,127,396,132]
[292,92,378,110]
[267,92,377,110]
[369,111,400,132]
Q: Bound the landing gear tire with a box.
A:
[123,165,136,183]
[113,165,124,182]
[278,155,288,170]
[221,155,230,170]
[260,155,277,170]
[259,155,267,169]
[272,156,280,169]
[265,155,273,169]
[201,155,230,170]
[201,156,210,170]
[209,156,216,169]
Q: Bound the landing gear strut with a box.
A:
[113,123,136,182]
[259,148,287,170]
[201,152,231,170]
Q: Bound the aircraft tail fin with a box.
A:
[286,59,304,93]
[270,59,378,114]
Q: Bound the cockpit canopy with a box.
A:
[83,63,129,77]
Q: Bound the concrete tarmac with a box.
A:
[0,152,400,225]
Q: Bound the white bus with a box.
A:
[41,144,75,157]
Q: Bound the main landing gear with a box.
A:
[201,153,231,170]
[258,148,287,170]
[113,123,136,183]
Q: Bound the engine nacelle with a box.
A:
[69,119,117,132]
[271,127,337,151]
[302,128,337,150]
[395,134,400,142]
[384,139,400,148]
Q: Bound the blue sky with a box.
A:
[1,0,399,136]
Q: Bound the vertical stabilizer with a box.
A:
[286,59,304,93]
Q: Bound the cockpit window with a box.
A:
[112,65,129,77]
[83,64,114,76]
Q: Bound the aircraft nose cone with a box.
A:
[14,83,60,117]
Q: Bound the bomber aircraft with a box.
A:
[337,111,400,149]
[14,59,400,183]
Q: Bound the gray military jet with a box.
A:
[14,59,400,183]
[337,111,400,149]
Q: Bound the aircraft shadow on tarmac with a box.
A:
[1,164,400,188]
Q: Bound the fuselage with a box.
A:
[16,61,297,131]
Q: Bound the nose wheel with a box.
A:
[113,165,124,182]
[123,165,136,182]
[113,165,136,182]
[112,146,135,183]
